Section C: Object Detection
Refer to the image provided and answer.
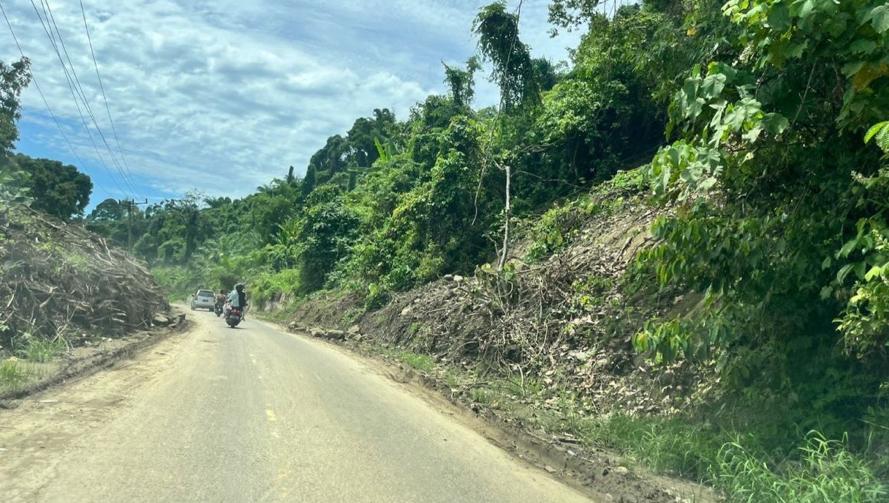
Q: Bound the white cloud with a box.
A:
[1,0,581,200]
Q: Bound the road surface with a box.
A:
[0,310,594,503]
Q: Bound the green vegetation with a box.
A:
[3,0,889,498]
[77,2,667,309]
[1,59,92,220]
[0,358,43,394]
[13,154,92,221]
[0,57,33,207]
[421,357,888,503]
[400,352,435,373]
[16,335,66,363]
[0,359,27,391]
[471,387,496,404]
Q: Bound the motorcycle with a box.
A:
[214,302,224,317]
[225,306,242,328]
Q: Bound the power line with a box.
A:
[26,0,127,197]
[0,0,113,200]
[31,0,139,198]
[79,0,138,193]
[41,0,141,198]
[42,0,135,195]
[26,0,135,198]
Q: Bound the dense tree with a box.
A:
[2,3,886,496]
[0,58,31,155]
[0,58,32,204]
[14,154,92,220]
[345,109,398,168]
[474,1,541,111]
[82,3,889,408]
[443,56,482,108]
[88,198,126,221]
[302,164,317,196]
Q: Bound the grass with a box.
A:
[498,374,543,398]
[715,434,888,503]
[445,370,461,389]
[18,338,65,363]
[471,388,495,404]
[429,363,889,503]
[400,352,435,373]
[542,410,889,503]
[359,337,888,503]
[0,359,33,393]
[257,309,290,322]
[341,307,363,326]
[372,346,436,374]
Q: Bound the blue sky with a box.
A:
[1,0,582,208]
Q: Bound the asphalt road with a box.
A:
[0,310,594,503]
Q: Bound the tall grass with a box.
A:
[0,359,30,392]
[471,378,888,502]
[716,434,888,503]
[573,415,888,503]
[18,338,65,363]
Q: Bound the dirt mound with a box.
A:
[0,206,169,348]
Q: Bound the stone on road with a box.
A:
[0,311,594,503]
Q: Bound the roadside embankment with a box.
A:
[0,205,179,398]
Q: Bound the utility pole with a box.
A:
[119,198,149,253]
[496,162,511,271]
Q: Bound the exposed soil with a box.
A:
[0,310,189,404]
[285,183,703,421]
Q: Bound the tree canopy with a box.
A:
[14,154,92,220]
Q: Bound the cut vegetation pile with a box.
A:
[0,205,169,350]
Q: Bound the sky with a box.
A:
[0,0,583,207]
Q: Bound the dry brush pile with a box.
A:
[0,205,169,349]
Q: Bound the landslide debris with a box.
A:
[0,206,170,349]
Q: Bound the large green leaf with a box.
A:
[767,2,792,31]
[849,39,878,55]
[760,113,789,135]
[869,5,889,33]
[864,265,885,281]
[838,237,859,258]
[864,121,889,145]
[837,263,855,283]
[700,73,727,100]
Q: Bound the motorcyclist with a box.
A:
[215,290,227,309]
[226,284,247,319]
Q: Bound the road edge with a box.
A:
[0,311,191,405]
[256,316,716,503]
